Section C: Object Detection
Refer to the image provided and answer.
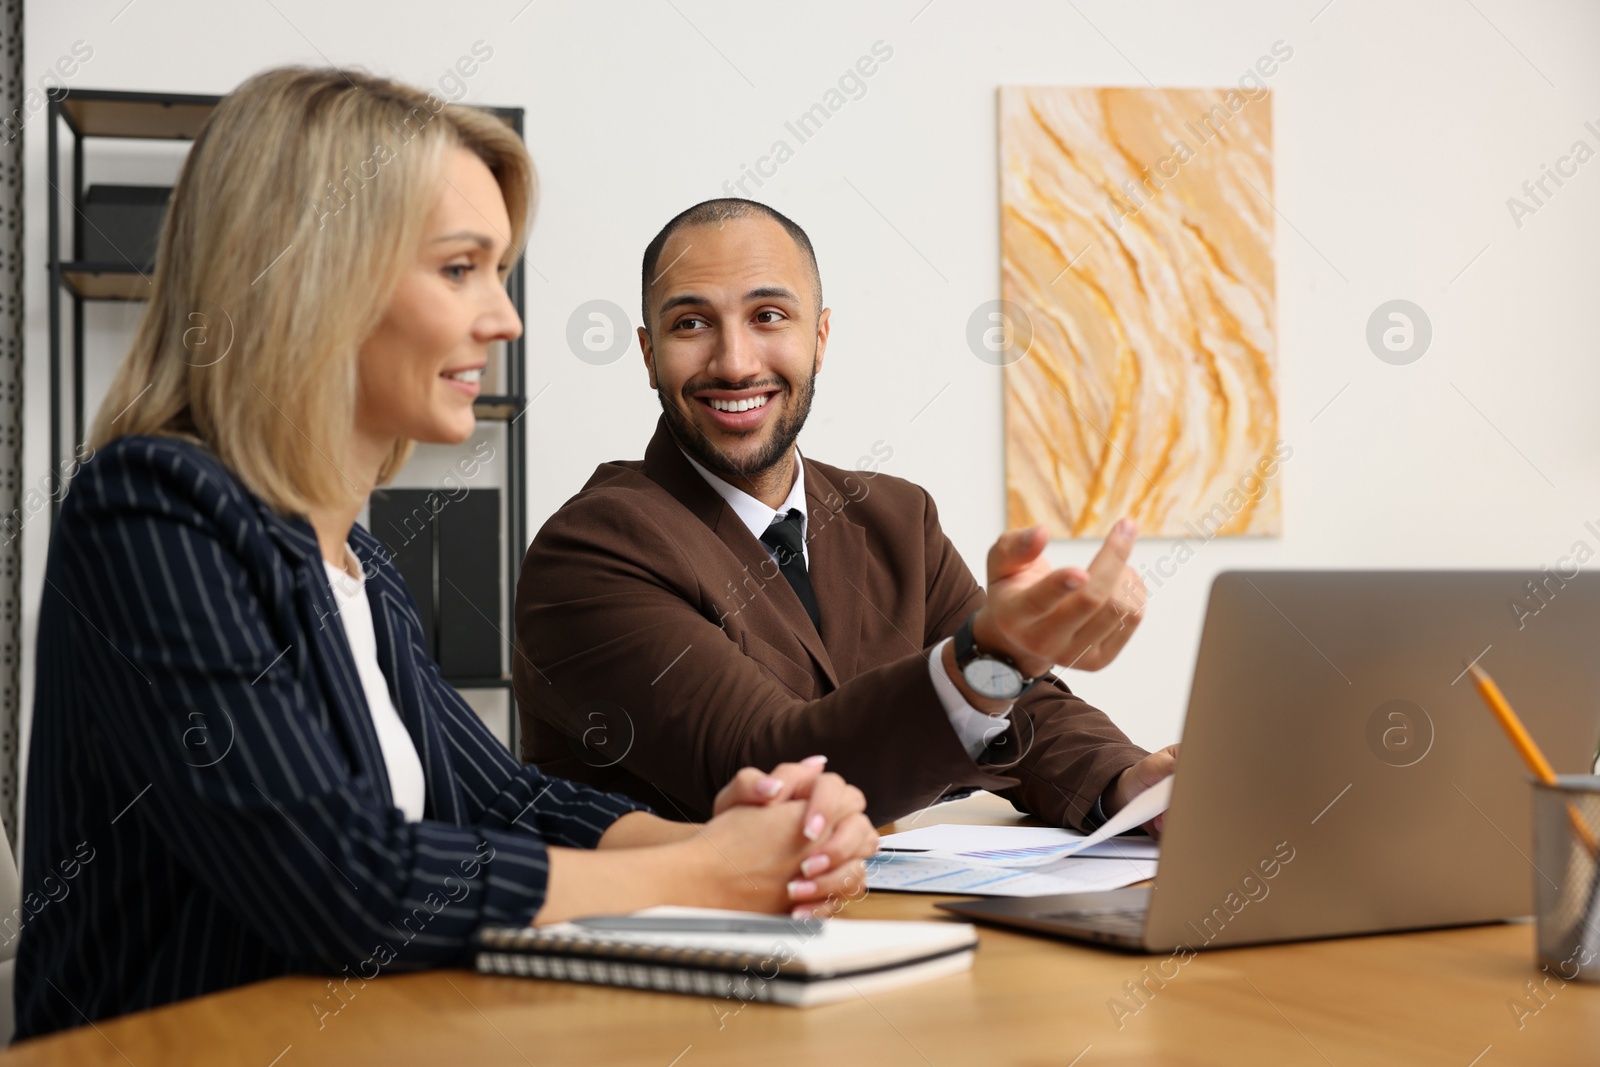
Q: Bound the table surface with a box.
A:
[6,793,1598,1067]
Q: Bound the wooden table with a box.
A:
[6,794,1598,1066]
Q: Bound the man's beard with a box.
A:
[658,362,818,484]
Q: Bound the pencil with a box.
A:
[1467,662,1599,859]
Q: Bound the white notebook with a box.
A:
[474,906,977,1007]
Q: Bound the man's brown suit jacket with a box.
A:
[514,418,1148,828]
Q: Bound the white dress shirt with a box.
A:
[324,554,428,822]
[680,448,1011,759]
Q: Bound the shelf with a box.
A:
[472,395,525,421]
[59,262,153,301]
[445,675,514,691]
[54,88,522,142]
[59,90,222,139]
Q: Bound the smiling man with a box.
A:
[513,198,1175,829]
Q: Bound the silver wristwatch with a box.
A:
[953,614,1040,701]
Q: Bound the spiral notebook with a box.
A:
[473,906,978,1007]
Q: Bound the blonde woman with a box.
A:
[14,67,875,1040]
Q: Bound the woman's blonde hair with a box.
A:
[90,66,535,514]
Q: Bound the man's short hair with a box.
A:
[640,198,823,331]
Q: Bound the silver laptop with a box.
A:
[939,570,1600,952]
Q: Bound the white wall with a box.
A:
[17,0,1600,773]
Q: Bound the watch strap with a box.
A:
[953,614,980,664]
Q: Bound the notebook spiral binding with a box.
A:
[472,926,792,1000]
[475,950,780,1001]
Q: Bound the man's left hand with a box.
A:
[1104,744,1179,839]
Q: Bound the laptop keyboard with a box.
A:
[1035,906,1147,936]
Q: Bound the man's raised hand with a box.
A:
[971,519,1147,678]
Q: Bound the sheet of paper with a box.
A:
[866,852,1156,897]
[882,776,1173,869]
[881,824,1158,861]
[1029,854,1155,883]
[955,837,1159,863]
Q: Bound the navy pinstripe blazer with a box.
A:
[14,435,647,1040]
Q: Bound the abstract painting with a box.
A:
[998,86,1279,539]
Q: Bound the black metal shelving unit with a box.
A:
[45,89,528,738]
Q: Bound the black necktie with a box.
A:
[760,509,821,632]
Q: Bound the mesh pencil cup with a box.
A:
[1531,775,1600,981]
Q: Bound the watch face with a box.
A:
[962,657,1024,701]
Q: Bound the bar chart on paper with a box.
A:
[867,778,1169,897]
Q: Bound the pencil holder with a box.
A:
[1531,775,1600,981]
